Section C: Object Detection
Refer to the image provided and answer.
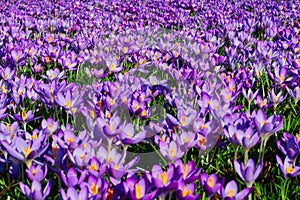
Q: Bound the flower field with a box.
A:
[0,0,300,199]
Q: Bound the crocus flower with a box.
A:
[277,132,300,160]
[254,95,269,109]
[1,135,49,168]
[174,159,201,184]
[200,172,224,198]
[235,127,260,152]
[26,164,48,182]
[219,180,252,200]
[253,109,283,140]
[267,88,286,108]
[176,182,201,200]
[151,164,177,190]
[61,186,89,200]
[276,155,300,180]
[234,159,263,187]
[60,167,87,188]
[160,139,185,162]
[41,118,59,134]
[19,180,52,200]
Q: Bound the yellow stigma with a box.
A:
[109,63,115,71]
[180,115,187,126]
[261,120,266,126]
[161,171,168,186]
[23,145,31,158]
[109,99,114,106]
[169,147,176,158]
[141,110,146,117]
[48,37,53,44]
[90,164,98,171]
[259,100,265,108]
[286,166,294,174]
[296,133,299,142]
[107,156,112,164]
[21,110,27,121]
[135,184,143,199]
[48,123,53,131]
[89,110,95,119]
[65,99,71,109]
[31,133,38,140]
[67,137,74,143]
[182,187,193,197]
[45,56,50,63]
[199,138,205,146]
[135,104,140,111]
[208,177,215,188]
[109,123,113,132]
[15,55,19,61]
[2,85,7,93]
[32,168,37,176]
[66,62,71,67]
[227,189,235,198]
[90,183,99,195]
[183,164,189,179]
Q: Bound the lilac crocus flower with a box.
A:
[235,127,260,152]
[1,135,49,168]
[254,95,269,109]
[160,140,185,162]
[176,182,201,200]
[277,132,300,160]
[61,186,89,200]
[118,122,146,145]
[253,109,283,140]
[19,180,52,200]
[26,164,48,182]
[276,155,300,180]
[267,88,286,108]
[151,164,177,190]
[41,118,59,134]
[60,167,87,188]
[174,159,201,184]
[219,180,252,200]
[234,159,263,187]
[200,172,224,198]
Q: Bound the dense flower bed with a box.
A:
[0,0,300,199]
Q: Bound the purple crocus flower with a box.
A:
[61,186,89,200]
[19,180,52,200]
[277,132,300,160]
[176,182,201,200]
[60,167,87,188]
[119,122,146,145]
[0,66,15,81]
[41,118,59,134]
[219,180,252,200]
[235,127,260,152]
[26,164,48,182]
[254,95,269,109]
[151,164,177,190]
[276,155,300,180]
[234,159,263,187]
[267,88,286,108]
[200,172,224,198]
[174,159,201,184]
[1,135,49,168]
[253,109,283,140]
[124,176,157,200]
[160,139,185,162]
[12,110,35,123]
